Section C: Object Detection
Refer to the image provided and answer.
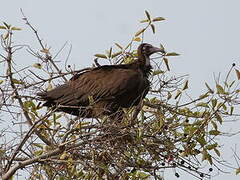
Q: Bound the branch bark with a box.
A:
[2,146,65,180]
[5,45,53,147]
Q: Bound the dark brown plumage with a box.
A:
[38,43,163,118]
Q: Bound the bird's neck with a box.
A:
[138,51,150,66]
[137,53,152,76]
[130,61,151,78]
[144,54,150,67]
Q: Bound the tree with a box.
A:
[0,11,240,180]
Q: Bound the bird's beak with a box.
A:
[149,46,164,55]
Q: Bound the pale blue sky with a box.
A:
[1,0,240,179]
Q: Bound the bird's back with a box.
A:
[38,63,150,117]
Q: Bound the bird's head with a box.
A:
[137,43,164,67]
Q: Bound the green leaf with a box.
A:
[150,24,155,34]
[211,121,218,130]
[75,122,90,129]
[133,37,141,42]
[230,106,234,115]
[33,63,42,69]
[182,80,189,90]
[215,113,223,124]
[199,93,209,99]
[53,113,62,121]
[217,102,227,111]
[235,69,240,80]
[222,103,227,111]
[152,70,164,76]
[94,54,107,59]
[107,47,112,58]
[34,150,43,156]
[167,92,172,100]
[0,149,6,156]
[145,10,151,20]
[159,44,165,53]
[175,90,182,99]
[152,17,165,22]
[163,58,170,71]
[4,32,9,39]
[135,28,145,37]
[184,125,196,135]
[214,148,221,157]
[137,128,143,140]
[196,102,209,108]
[202,149,208,161]
[206,143,218,150]
[216,84,225,94]
[59,177,66,180]
[88,95,94,105]
[124,151,131,158]
[166,52,180,56]
[12,78,24,85]
[0,80,4,84]
[202,149,213,165]
[24,101,36,109]
[236,168,240,175]
[123,57,134,64]
[47,83,53,91]
[136,171,150,178]
[11,27,22,31]
[0,26,6,29]
[140,19,150,23]
[158,118,164,129]
[60,152,68,160]
[207,154,213,165]
[40,48,50,54]
[29,112,36,121]
[209,130,220,136]
[211,99,217,108]
[197,136,207,147]
[229,80,235,88]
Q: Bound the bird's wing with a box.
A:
[40,67,143,106]
[71,68,143,104]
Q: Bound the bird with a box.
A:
[37,43,163,118]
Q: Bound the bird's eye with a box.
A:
[142,45,152,52]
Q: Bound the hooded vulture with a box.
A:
[38,43,163,118]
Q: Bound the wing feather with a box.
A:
[72,68,142,104]
[39,66,144,109]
